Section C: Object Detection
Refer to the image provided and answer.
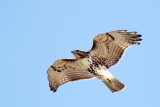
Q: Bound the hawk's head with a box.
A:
[71,50,89,59]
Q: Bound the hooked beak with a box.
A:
[71,50,76,54]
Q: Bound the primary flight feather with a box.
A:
[47,30,142,92]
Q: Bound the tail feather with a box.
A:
[103,77,125,93]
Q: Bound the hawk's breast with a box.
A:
[78,57,93,70]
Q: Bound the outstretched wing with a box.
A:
[90,30,142,68]
[47,59,94,92]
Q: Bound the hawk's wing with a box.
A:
[47,59,94,92]
[89,30,142,68]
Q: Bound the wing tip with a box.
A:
[51,89,57,92]
[117,30,142,45]
[50,86,58,92]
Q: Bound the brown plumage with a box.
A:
[48,59,94,92]
[47,30,142,92]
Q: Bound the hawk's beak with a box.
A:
[71,50,76,54]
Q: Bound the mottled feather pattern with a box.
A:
[47,30,142,92]
[90,30,142,68]
[47,59,94,92]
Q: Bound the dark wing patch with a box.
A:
[47,59,94,92]
[89,30,142,68]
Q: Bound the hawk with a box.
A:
[47,30,142,93]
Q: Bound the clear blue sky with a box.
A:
[1,0,160,107]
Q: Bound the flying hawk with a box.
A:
[47,30,142,93]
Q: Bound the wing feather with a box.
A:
[90,30,142,68]
[47,59,94,92]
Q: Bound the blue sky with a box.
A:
[1,0,160,107]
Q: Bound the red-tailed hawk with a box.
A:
[47,30,142,93]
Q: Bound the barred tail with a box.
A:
[103,77,125,93]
